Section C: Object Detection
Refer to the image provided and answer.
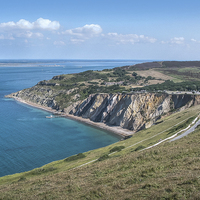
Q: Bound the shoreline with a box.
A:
[8,97,133,138]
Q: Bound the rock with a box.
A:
[65,93,200,132]
[6,87,200,133]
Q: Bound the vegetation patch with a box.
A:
[97,154,109,161]
[134,145,146,151]
[154,120,163,125]
[64,153,86,162]
[18,177,26,182]
[109,146,125,153]
[30,167,57,175]
[132,80,200,92]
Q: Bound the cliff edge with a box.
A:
[6,90,200,133]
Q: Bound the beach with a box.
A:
[11,97,133,138]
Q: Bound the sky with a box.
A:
[1,0,200,60]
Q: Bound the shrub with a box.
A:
[98,154,109,161]
[109,146,125,153]
[30,167,57,175]
[18,177,26,182]
[132,72,138,76]
[134,145,145,151]
[64,153,86,162]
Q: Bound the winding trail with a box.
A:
[170,118,200,142]
[141,115,199,151]
[71,114,200,170]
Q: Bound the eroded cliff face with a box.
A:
[64,93,200,131]
[6,89,200,132]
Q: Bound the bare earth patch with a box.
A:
[136,69,173,80]
[148,79,165,85]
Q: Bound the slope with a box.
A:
[0,104,200,199]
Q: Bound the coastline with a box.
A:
[8,97,133,138]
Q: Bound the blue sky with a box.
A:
[1,0,200,60]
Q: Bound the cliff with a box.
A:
[64,93,200,131]
[6,88,200,132]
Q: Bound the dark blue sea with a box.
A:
[0,59,148,177]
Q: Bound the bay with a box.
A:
[0,59,148,177]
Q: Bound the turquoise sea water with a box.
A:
[0,60,148,177]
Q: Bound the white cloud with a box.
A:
[62,24,102,42]
[16,31,43,38]
[0,18,58,41]
[33,18,60,30]
[16,19,34,29]
[70,38,85,44]
[191,38,200,43]
[35,32,43,37]
[0,34,14,40]
[191,38,197,42]
[105,33,157,44]
[0,21,15,28]
[161,37,185,45]
[170,37,185,44]
[54,41,66,46]
[0,18,60,30]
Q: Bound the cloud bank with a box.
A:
[0,18,60,30]
[170,37,185,44]
[62,24,102,43]
[105,33,157,44]
[161,37,185,45]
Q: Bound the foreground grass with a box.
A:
[1,105,200,199]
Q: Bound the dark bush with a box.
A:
[98,154,109,161]
[64,153,86,162]
[110,146,125,153]
[134,145,145,151]
[30,167,57,175]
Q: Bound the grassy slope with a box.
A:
[0,105,200,199]
[126,61,200,82]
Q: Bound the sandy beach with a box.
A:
[10,97,133,138]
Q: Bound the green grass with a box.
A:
[109,146,125,153]
[178,67,200,73]
[0,104,200,199]
[158,67,200,82]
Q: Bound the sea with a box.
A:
[0,59,149,177]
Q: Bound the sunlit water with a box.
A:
[0,60,149,177]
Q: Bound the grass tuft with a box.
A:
[64,153,86,162]
[109,146,125,153]
[134,145,146,151]
[98,154,109,161]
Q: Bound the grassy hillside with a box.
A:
[1,104,200,199]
